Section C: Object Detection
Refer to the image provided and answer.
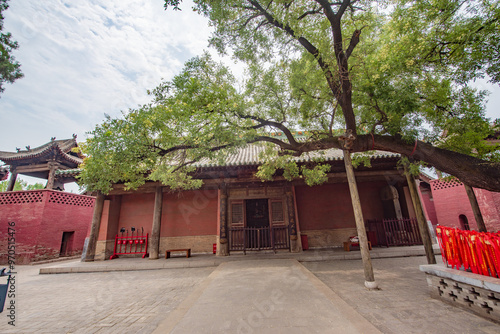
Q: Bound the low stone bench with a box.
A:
[165,249,191,259]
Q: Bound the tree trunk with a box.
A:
[463,184,487,232]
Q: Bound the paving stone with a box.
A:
[0,264,214,333]
[3,249,499,333]
[303,256,500,333]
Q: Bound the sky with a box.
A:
[0,0,214,190]
[0,0,499,191]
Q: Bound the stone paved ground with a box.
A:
[303,256,500,334]
[0,263,214,333]
[2,255,500,333]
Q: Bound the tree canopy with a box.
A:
[0,178,44,192]
[0,0,22,95]
[79,0,500,194]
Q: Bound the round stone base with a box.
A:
[364,280,379,290]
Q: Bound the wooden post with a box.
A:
[84,192,105,262]
[218,185,229,256]
[286,188,300,252]
[6,170,17,191]
[341,137,377,289]
[149,186,163,259]
[46,162,59,190]
[463,184,487,232]
[404,166,436,264]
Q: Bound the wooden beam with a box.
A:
[15,164,51,173]
[106,170,403,195]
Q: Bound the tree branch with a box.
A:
[237,113,299,146]
[248,0,341,97]
[345,27,365,60]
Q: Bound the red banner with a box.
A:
[436,226,500,278]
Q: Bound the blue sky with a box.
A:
[0,0,499,190]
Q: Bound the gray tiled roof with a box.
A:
[0,138,83,166]
[55,168,81,176]
[193,144,399,168]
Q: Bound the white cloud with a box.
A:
[0,0,211,151]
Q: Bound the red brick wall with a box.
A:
[295,181,387,230]
[0,190,95,264]
[37,192,95,261]
[430,179,500,232]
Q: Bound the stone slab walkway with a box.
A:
[153,259,381,334]
[2,248,498,333]
[304,256,500,334]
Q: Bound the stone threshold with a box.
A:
[39,245,440,274]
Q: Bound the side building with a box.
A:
[0,137,95,264]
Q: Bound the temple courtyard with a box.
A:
[1,248,499,333]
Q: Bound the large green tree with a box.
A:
[80,0,500,193]
[0,0,22,94]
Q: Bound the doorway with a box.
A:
[245,199,270,249]
[246,199,270,228]
[60,231,74,256]
[229,198,289,252]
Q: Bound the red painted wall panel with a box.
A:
[97,196,122,241]
[160,189,218,237]
[98,200,111,241]
[295,182,386,231]
[118,193,155,235]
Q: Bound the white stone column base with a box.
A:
[364,281,379,290]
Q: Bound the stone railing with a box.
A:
[420,264,500,322]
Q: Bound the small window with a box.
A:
[270,200,285,226]
[231,202,244,227]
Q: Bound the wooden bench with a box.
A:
[343,241,371,252]
[165,248,191,259]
